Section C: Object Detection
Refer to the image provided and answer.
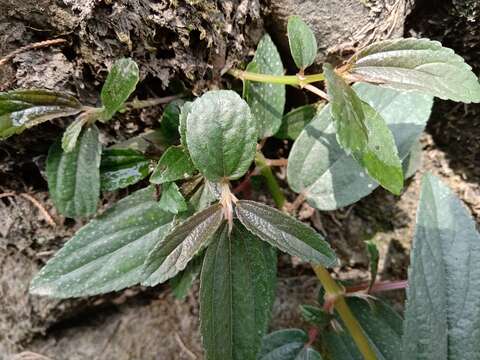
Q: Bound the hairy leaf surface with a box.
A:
[142,204,223,286]
[244,34,286,138]
[287,16,317,70]
[288,83,432,210]
[350,38,480,103]
[150,146,196,184]
[200,222,277,360]
[100,58,139,121]
[235,200,336,266]
[0,89,82,139]
[30,187,174,298]
[186,90,257,181]
[100,148,150,191]
[403,174,480,359]
[47,125,101,217]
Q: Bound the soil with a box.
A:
[1,0,479,359]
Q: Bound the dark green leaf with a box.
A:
[142,204,223,286]
[158,182,188,214]
[349,38,480,103]
[100,148,150,192]
[403,174,480,359]
[288,83,433,210]
[287,16,317,70]
[244,34,286,138]
[321,298,403,360]
[100,58,140,122]
[365,240,379,291]
[276,104,318,140]
[200,222,277,360]
[186,90,257,181]
[0,89,82,139]
[159,99,184,141]
[258,329,322,360]
[235,200,336,266]
[150,146,196,184]
[179,101,192,148]
[62,114,89,152]
[29,187,174,298]
[47,125,101,217]
[169,253,203,300]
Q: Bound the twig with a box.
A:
[122,94,185,110]
[265,158,288,167]
[0,39,67,68]
[303,84,330,101]
[174,332,197,360]
[0,192,56,226]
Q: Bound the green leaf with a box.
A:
[169,253,203,300]
[0,89,82,139]
[100,148,150,192]
[276,104,318,140]
[150,146,196,184]
[159,99,184,141]
[288,83,433,210]
[365,240,379,291]
[287,16,317,70]
[244,34,286,138]
[158,182,188,214]
[62,114,89,152]
[320,298,403,360]
[142,204,223,286]
[349,38,480,103]
[402,140,422,179]
[186,90,257,181]
[179,101,192,148]
[100,58,140,122]
[300,305,331,327]
[29,187,174,298]
[235,200,337,266]
[258,329,322,360]
[47,125,101,218]
[189,181,220,212]
[200,222,277,360]
[403,174,480,359]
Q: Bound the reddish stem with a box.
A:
[306,327,319,346]
[346,280,408,294]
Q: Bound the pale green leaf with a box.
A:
[200,222,277,360]
[47,125,101,218]
[179,101,192,148]
[150,146,196,184]
[403,174,480,359]
[186,90,257,181]
[350,38,480,103]
[244,34,286,138]
[0,89,82,139]
[100,58,139,122]
[62,114,89,152]
[142,204,223,286]
[287,16,317,70]
[235,200,336,266]
[288,83,433,210]
[276,104,318,140]
[158,182,188,214]
[29,187,174,298]
[100,148,150,192]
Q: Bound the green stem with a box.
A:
[228,69,324,86]
[313,266,377,360]
[255,151,286,209]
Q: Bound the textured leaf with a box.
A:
[258,329,322,360]
[158,182,188,214]
[169,253,203,300]
[288,83,433,210]
[200,222,277,360]
[349,38,480,103]
[287,16,317,70]
[100,148,150,192]
[189,181,220,212]
[235,200,336,266]
[244,34,286,138]
[30,187,174,298]
[150,146,196,184]
[321,298,403,360]
[142,204,223,286]
[159,99,184,140]
[276,104,318,140]
[179,101,192,148]
[47,125,101,217]
[403,174,480,359]
[0,89,82,139]
[100,58,139,121]
[186,90,257,181]
[62,114,89,152]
